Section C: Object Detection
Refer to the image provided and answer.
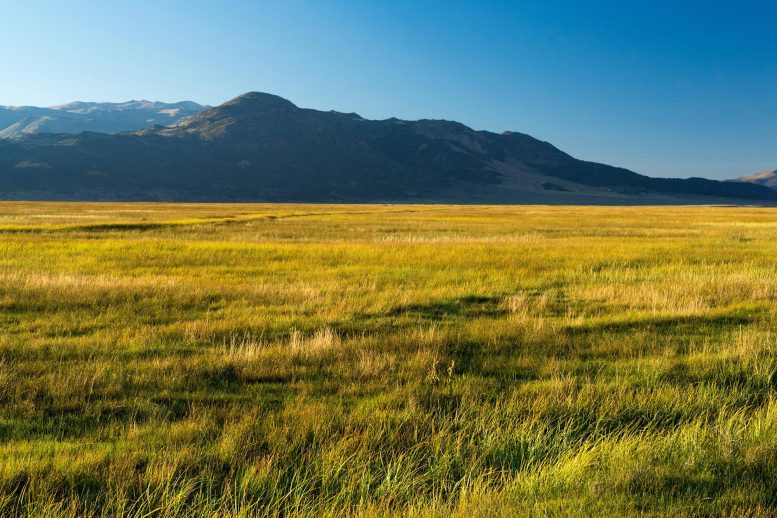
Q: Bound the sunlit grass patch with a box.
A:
[0,202,777,515]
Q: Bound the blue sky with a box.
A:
[2,0,775,179]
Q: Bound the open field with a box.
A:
[1,202,777,516]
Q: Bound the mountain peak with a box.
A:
[158,92,302,139]
[740,169,777,181]
[223,92,298,111]
[735,169,777,189]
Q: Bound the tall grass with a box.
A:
[0,202,776,516]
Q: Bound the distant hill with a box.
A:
[0,92,774,203]
[0,100,206,138]
[732,170,777,190]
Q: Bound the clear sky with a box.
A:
[2,0,775,179]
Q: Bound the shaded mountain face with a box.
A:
[0,92,774,203]
[733,170,777,190]
[0,101,206,138]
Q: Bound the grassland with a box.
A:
[1,202,777,516]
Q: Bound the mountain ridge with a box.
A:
[0,92,774,203]
[0,100,206,138]
[732,170,777,190]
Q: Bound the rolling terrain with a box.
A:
[0,93,774,203]
[1,202,777,516]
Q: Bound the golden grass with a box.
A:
[0,202,776,516]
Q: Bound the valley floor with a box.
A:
[1,202,777,516]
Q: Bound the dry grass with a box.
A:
[0,202,776,516]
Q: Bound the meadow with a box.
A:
[1,202,777,516]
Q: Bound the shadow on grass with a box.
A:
[384,295,507,321]
[625,473,724,505]
[563,311,756,336]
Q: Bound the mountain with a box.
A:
[0,100,206,138]
[0,92,774,203]
[732,170,777,190]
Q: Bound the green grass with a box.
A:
[1,202,777,516]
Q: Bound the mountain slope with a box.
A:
[0,92,774,203]
[0,100,206,138]
[733,170,777,190]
